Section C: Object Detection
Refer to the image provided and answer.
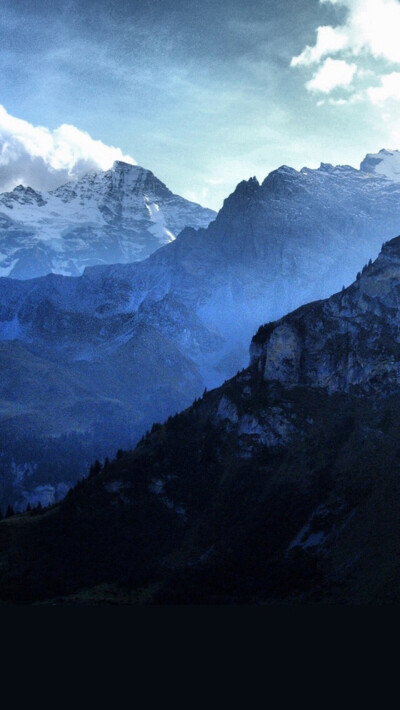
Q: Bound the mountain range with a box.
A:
[0,161,216,279]
[2,149,400,512]
[3,234,400,603]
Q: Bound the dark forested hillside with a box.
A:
[3,236,400,603]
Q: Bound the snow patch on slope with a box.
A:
[360,149,400,181]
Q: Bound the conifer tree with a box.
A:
[89,459,102,477]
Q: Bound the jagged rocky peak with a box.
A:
[0,158,216,278]
[13,184,36,195]
[1,184,46,207]
[236,175,260,192]
[315,162,358,176]
[212,177,261,228]
[360,149,400,181]
[250,233,400,395]
[109,160,172,198]
[261,164,304,196]
[52,160,165,199]
[219,175,260,209]
[319,162,334,171]
[262,161,361,192]
[112,159,138,171]
[264,164,299,180]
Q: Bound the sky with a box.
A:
[1,0,400,210]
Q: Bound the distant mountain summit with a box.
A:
[0,161,216,279]
[360,148,400,180]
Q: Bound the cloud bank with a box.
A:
[291,0,400,104]
[0,105,136,192]
[293,0,400,68]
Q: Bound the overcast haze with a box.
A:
[1,0,400,210]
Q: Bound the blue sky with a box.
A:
[1,0,400,209]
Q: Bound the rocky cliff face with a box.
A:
[250,236,400,394]
[0,161,216,279]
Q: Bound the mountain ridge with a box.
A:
[2,149,400,511]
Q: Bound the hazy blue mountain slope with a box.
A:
[4,235,400,603]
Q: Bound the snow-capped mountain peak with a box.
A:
[110,160,169,193]
[0,162,216,279]
[2,185,47,208]
[360,148,400,181]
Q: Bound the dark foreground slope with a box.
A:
[4,237,400,603]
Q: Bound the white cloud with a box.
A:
[0,105,136,192]
[367,73,400,102]
[322,97,352,105]
[291,25,348,67]
[291,0,400,97]
[306,58,357,93]
[314,0,400,63]
[350,0,400,64]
